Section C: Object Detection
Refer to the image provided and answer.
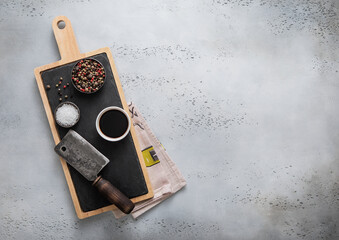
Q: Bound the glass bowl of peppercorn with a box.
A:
[71,58,106,94]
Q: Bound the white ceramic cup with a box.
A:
[95,106,131,142]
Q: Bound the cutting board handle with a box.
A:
[93,176,135,214]
[52,16,81,61]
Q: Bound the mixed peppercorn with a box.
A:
[71,59,105,93]
[44,59,105,102]
[45,76,72,102]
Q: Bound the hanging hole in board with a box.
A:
[57,20,66,29]
[61,146,67,152]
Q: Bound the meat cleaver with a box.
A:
[54,130,135,214]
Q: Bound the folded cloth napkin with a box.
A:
[112,103,186,219]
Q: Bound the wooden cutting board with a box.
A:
[34,16,153,219]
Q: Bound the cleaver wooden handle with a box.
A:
[92,176,135,214]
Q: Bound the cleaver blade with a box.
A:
[54,129,135,214]
[54,130,109,181]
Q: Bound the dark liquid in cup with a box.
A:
[99,110,129,138]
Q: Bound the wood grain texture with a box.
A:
[52,16,81,61]
[34,16,153,219]
[93,176,135,214]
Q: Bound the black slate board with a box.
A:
[41,53,148,212]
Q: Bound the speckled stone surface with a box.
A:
[0,0,338,239]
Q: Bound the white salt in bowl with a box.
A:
[54,101,80,128]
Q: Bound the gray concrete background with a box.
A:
[1,0,338,239]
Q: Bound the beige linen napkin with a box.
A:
[112,103,186,219]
